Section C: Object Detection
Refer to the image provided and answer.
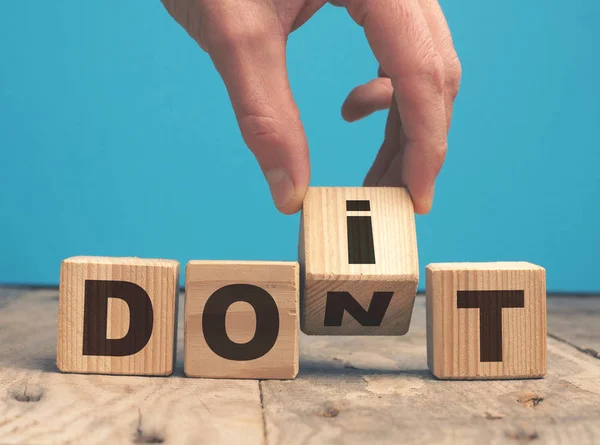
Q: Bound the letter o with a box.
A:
[202,284,280,361]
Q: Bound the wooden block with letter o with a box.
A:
[299,187,419,335]
[57,256,180,376]
[426,262,547,379]
[184,261,299,379]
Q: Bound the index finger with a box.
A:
[343,0,448,213]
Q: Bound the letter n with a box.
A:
[324,291,394,326]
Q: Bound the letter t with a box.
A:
[457,290,525,362]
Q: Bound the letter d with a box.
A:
[83,280,154,356]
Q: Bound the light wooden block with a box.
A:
[57,256,180,375]
[426,262,547,379]
[185,261,299,379]
[299,187,419,335]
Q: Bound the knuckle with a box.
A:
[398,47,446,96]
[429,141,448,171]
[435,141,448,163]
[343,0,373,26]
[160,0,206,47]
[421,51,446,96]
[445,54,462,98]
[394,45,446,97]
[238,113,282,148]
[204,19,274,52]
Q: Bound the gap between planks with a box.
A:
[259,380,268,445]
[548,333,600,360]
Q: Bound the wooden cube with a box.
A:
[426,262,547,379]
[57,256,180,375]
[185,261,299,379]
[299,187,419,335]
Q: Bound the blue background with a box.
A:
[1,1,598,291]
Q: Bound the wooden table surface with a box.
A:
[0,287,598,445]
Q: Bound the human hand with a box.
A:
[161,0,461,214]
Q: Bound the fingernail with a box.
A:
[265,168,296,211]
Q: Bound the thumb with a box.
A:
[207,26,310,215]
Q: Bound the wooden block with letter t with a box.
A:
[299,187,419,335]
[185,261,299,379]
[57,256,180,376]
[426,262,547,379]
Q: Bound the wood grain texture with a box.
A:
[547,296,600,357]
[261,296,600,445]
[299,187,418,335]
[0,288,264,445]
[426,262,546,379]
[0,287,599,444]
[185,261,299,379]
[57,256,179,376]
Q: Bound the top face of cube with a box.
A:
[426,262,545,272]
[300,187,418,280]
[64,256,180,268]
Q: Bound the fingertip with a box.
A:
[409,182,435,215]
[341,96,359,122]
[341,78,394,123]
[276,195,304,215]
[362,176,377,187]
[274,188,306,215]
[376,151,436,215]
[412,195,433,215]
[265,167,308,215]
[363,167,382,187]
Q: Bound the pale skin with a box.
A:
[161,0,461,215]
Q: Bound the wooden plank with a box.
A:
[547,295,600,357]
[0,289,265,445]
[0,287,30,310]
[2,286,598,445]
[261,296,600,445]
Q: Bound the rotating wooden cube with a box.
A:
[299,187,419,335]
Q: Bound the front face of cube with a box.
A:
[426,263,547,379]
[184,261,299,379]
[299,187,419,335]
[57,257,179,376]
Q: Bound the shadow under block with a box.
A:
[426,262,547,379]
[57,256,180,375]
[184,261,299,379]
[299,187,419,335]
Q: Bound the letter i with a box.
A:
[346,200,376,264]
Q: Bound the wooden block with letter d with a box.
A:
[185,261,299,379]
[299,187,419,335]
[57,256,180,375]
[426,262,547,379]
